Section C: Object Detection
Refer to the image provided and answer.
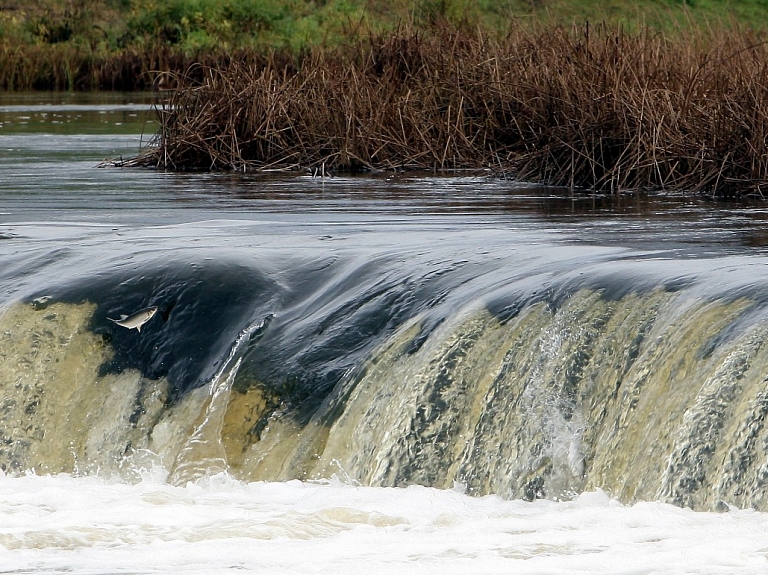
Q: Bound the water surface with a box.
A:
[2,93,768,574]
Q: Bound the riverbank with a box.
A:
[138,24,768,196]
[3,0,768,91]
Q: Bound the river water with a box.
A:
[2,93,768,573]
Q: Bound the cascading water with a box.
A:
[2,221,768,513]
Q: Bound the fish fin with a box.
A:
[136,325,141,333]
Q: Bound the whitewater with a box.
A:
[2,472,768,574]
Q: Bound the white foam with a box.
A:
[1,473,767,574]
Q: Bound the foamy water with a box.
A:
[1,473,767,575]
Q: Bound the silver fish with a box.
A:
[108,306,158,332]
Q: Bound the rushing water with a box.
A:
[3,93,768,573]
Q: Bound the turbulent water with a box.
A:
[4,93,768,573]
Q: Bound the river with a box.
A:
[2,92,768,573]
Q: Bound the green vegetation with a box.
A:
[3,0,768,89]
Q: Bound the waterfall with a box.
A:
[2,281,767,511]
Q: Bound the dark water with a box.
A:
[3,93,768,511]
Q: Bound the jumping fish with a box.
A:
[108,306,158,333]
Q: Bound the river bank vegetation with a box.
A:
[140,23,768,195]
[3,0,768,90]
[7,0,768,194]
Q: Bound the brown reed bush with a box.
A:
[0,41,237,91]
[142,23,768,195]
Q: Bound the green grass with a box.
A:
[3,0,768,90]
[5,0,768,52]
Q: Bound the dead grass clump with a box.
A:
[143,24,768,195]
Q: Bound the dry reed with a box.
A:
[141,24,768,195]
[0,43,237,91]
